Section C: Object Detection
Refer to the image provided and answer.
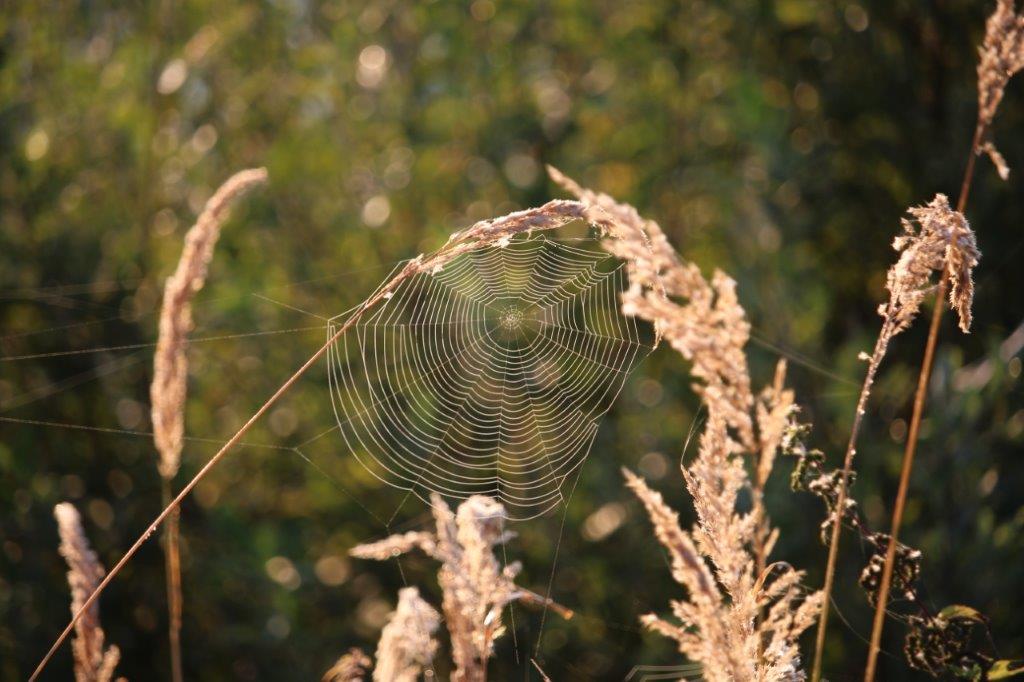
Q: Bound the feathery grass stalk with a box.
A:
[863,131,982,682]
[549,168,820,678]
[151,167,268,682]
[54,502,122,682]
[754,366,789,562]
[31,198,614,681]
[373,588,439,682]
[351,494,573,682]
[864,0,1023,675]
[322,648,371,682]
[810,190,979,681]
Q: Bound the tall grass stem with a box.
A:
[810,325,892,682]
[862,123,983,681]
[162,478,183,682]
[30,317,357,681]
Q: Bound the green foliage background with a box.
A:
[2,0,1023,679]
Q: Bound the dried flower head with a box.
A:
[54,503,122,682]
[352,494,569,682]
[977,0,1024,177]
[551,168,821,679]
[884,194,979,335]
[151,167,268,479]
[373,588,440,682]
[322,648,372,682]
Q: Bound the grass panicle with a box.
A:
[150,166,268,682]
[54,502,122,682]
[549,165,756,449]
[976,0,1024,178]
[351,494,571,682]
[321,648,371,682]
[551,168,822,679]
[151,166,270,481]
[372,588,440,682]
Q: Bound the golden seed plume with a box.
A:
[885,194,980,336]
[322,648,371,682]
[54,503,123,682]
[550,168,821,680]
[353,494,570,681]
[373,588,440,682]
[151,167,268,479]
[976,0,1024,178]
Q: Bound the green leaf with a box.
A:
[938,604,987,623]
[988,660,1024,680]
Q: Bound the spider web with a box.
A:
[0,222,876,677]
[327,234,652,519]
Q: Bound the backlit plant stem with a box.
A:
[30,198,608,682]
[30,317,356,682]
[162,479,183,682]
[863,123,983,682]
[810,321,894,682]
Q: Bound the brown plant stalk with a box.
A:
[862,124,983,681]
[863,1,1023,677]
[151,167,268,682]
[31,198,627,681]
[811,191,980,681]
[810,316,898,682]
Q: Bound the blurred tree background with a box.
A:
[2,0,1023,679]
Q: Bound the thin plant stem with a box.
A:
[863,279,946,680]
[162,477,183,682]
[30,198,586,680]
[29,277,403,682]
[863,122,984,681]
[150,167,268,682]
[810,321,893,682]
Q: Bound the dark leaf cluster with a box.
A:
[906,606,1024,681]
[859,532,921,606]
[781,415,1022,679]
[782,418,859,543]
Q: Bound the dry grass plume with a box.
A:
[54,502,123,682]
[150,167,268,682]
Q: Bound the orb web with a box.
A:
[327,234,651,519]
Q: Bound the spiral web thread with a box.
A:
[327,234,651,520]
